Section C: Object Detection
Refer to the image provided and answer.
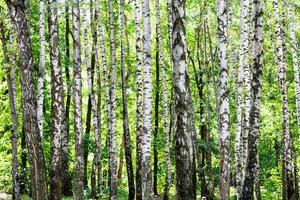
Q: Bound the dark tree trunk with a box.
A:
[84,95,92,189]
[153,35,159,196]
[5,1,49,199]
[119,1,135,198]
[62,2,72,196]
[20,126,28,194]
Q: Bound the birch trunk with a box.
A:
[141,0,153,197]
[72,0,84,198]
[235,1,245,196]
[203,20,214,200]
[133,0,144,197]
[155,0,171,197]
[217,0,230,199]
[82,2,101,198]
[90,0,102,195]
[37,0,45,138]
[153,38,159,196]
[49,0,64,197]
[172,0,196,198]
[241,0,263,198]
[5,0,49,198]
[62,2,72,195]
[119,0,135,198]
[272,0,296,199]
[96,0,111,192]
[0,21,21,200]
[238,0,253,185]
[108,0,118,198]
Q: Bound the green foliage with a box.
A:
[0,0,300,198]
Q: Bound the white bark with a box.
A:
[141,0,152,198]
[72,0,84,198]
[108,0,118,198]
[272,0,295,199]
[82,2,101,196]
[217,0,230,199]
[133,0,144,197]
[37,0,46,138]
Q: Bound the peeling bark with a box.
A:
[172,0,196,198]
[5,0,49,198]
[48,0,64,197]
[217,0,230,199]
[72,0,84,198]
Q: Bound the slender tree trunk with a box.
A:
[133,0,144,197]
[62,2,72,195]
[20,126,28,194]
[235,1,245,196]
[37,0,46,138]
[82,2,101,198]
[272,0,296,199]
[217,0,230,199]
[0,21,21,200]
[48,0,64,197]
[117,138,124,180]
[241,0,253,174]
[72,0,84,198]
[5,1,49,199]
[141,0,153,198]
[108,0,118,198]
[96,0,111,191]
[94,20,102,197]
[241,0,263,198]
[172,0,195,198]
[84,97,92,188]
[153,36,159,196]
[196,28,209,198]
[119,2,135,198]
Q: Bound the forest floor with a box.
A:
[0,193,165,200]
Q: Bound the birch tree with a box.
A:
[272,0,296,199]
[141,0,153,198]
[108,0,118,198]
[172,0,196,198]
[72,0,84,198]
[217,0,230,199]
[37,0,46,138]
[154,0,171,197]
[48,0,64,197]
[5,0,49,198]
[62,2,72,195]
[133,0,144,197]
[82,2,101,198]
[241,0,263,198]
[119,0,135,198]
[0,20,21,200]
